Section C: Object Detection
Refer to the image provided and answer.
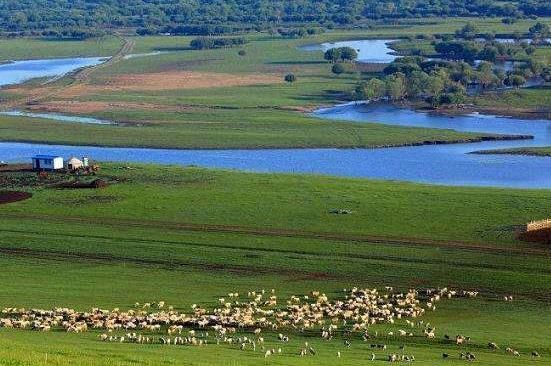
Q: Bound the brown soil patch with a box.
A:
[60,71,281,97]
[0,191,32,205]
[518,228,551,244]
[0,164,32,172]
[26,101,187,114]
[58,179,109,189]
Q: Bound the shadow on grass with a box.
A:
[267,61,327,65]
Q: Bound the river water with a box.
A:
[2,102,551,188]
[0,110,113,125]
[0,57,107,87]
[1,46,550,189]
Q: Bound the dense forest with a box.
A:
[0,0,550,38]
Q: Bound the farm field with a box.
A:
[0,165,550,365]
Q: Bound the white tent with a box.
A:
[66,157,83,170]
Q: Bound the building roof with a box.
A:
[33,154,62,159]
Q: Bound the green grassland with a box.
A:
[471,86,551,110]
[0,165,550,365]
[2,17,550,62]
[0,32,506,149]
[0,36,123,61]
[0,108,503,150]
[0,18,549,150]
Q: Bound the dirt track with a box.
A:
[25,101,191,114]
[0,235,548,301]
[0,35,134,110]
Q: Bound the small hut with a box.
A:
[32,155,64,171]
[66,157,84,171]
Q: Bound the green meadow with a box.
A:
[0,165,550,365]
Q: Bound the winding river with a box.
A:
[2,103,551,189]
[0,57,107,87]
[1,43,550,189]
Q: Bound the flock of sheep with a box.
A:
[0,287,543,362]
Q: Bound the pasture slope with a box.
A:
[0,164,550,365]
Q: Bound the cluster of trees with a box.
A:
[355,59,468,105]
[323,47,360,75]
[190,37,247,50]
[324,47,359,63]
[274,27,325,38]
[434,39,538,62]
[1,0,550,38]
[528,21,550,41]
[355,55,551,106]
[455,21,550,42]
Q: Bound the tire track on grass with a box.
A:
[1,212,549,256]
[0,245,548,302]
[1,228,550,276]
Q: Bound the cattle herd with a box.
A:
[0,287,543,362]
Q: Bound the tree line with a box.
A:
[0,0,550,38]
[190,37,247,50]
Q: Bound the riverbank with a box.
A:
[401,99,551,121]
[473,147,551,157]
[0,132,532,151]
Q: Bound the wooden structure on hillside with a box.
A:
[518,219,551,244]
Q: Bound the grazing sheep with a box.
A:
[0,285,482,362]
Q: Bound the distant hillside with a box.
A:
[1,0,550,38]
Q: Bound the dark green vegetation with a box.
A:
[0,165,550,365]
[189,36,247,50]
[1,0,551,38]
[355,37,551,107]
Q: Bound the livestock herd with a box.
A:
[0,287,543,362]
